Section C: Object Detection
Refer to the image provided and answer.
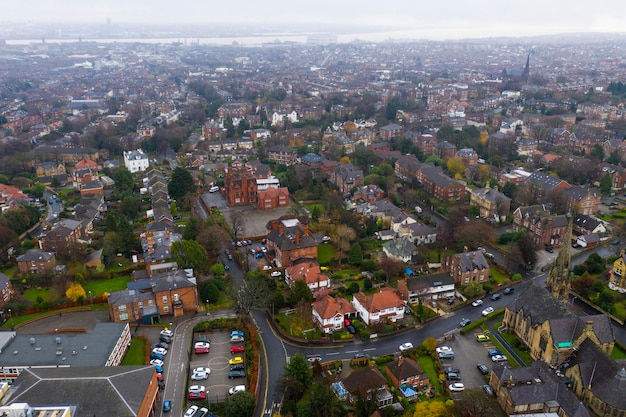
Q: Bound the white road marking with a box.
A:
[363,348,377,351]
[326,352,340,356]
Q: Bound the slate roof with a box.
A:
[507,282,575,325]
[16,249,55,262]
[563,185,600,201]
[526,171,568,192]
[453,251,489,272]
[342,366,388,393]
[382,236,416,258]
[386,357,424,382]
[471,186,511,203]
[573,214,603,233]
[108,288,156,306]
[492,361,592,417]
[6,366,155,417]
[150,269,196,292]
[403,272,454,292]
[266,219,317,251]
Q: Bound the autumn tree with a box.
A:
[378,256,405,281]
[66,282,87,303]
[446,156,465,179]
[476,164,492,183]
[454,221,496,251]
[422,337,437,353]
[413,399,450,417]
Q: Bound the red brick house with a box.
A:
[265,217,318,267]
[512,205,569,249]
[0,272,15,308]
[385,356,429,390]
[16,249,56,275]
[258,187,289,210]
[442,250,490,285]
[285,260,330,293]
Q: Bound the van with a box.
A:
[209,186,220,193]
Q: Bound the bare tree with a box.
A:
[333,225,356,264]
[230,210,245,241]
[453,388,501,417]
[378,255,405,282]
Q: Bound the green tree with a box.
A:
[348,242,363,265]
[311,205,321,222]
[590,143,605,161]
[284,353,312,390]
[607,149,622,165]
[182,217,200,240]
[225,391,256,417]
[168,167,195,202]
[287,279,312,307]
[170,240,209,273]
[120,195,139,219]
[211,263,225,276]
[113,168,135,194]
[502,181,518,199]
[599,173,613,195]
[201,280,220,304]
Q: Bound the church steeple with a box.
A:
[546,213,573,303]
[522,53,530,82]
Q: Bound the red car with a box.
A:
[188,391,206,400]
[230,345,245,354]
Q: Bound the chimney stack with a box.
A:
[296,230,300,245]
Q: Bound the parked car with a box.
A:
[154,341,169,349]
[490,293,502,301]
[150,352,164,361]
[504,287,515,295]
[436,346,452,353]
[154,365,163,374]
[481,307,495,316]
[160,329,174,338]
[228,369,246,379]
[255,252,264,259]
[230,345,245,354]
[229,356,243,365]
[195,337,211,344]
[184,406,199,417]
[438,351,455,359]
[163,400,172,412]
[487,349,503,357]
[152,347,167,356]
[476,334,490,342]
[262,265,272,270]
[449,383,465,392]
[444,366,460,374]
[399,342,414,352]
[231,330,244,338]
[194,342,210,354]
[483,384,495,396]
[230,335,244,343]
[270,271,282,277]
[471,299,483,307]
[476,363,490,375]
[188,385,205,393]
[491,354,508,362]
[159,334,172,343]
[150,359,164,366]
[188,391,206,400]
[230,364,245,371]
[459,318,471,327]
[446,372,461,381]
[229,385,246,395]
[191,367,211,380]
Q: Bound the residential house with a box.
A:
[609,253,626,293]
[16,249,56,275]
[79,179,104,198]
[265,217,318,267]
[40,219,86,253]
[397,272,455,304]
[311,294,356,334]
[333,164,364,195]
[382,236,417,263]
[0,272,14,308]
[564,339,626,417]
[456,148,479,166]
[351,287,405,325]
[418,165,466,201]
[576,233,605,248]
[442,250,490,285]
[151,269,197,318]
[352,184,385,203]
[498,168,531,188]
[405,223,437,245]
[385,356,429,391]
[524,171,570,197]
[341,367,393,408]
[35,161,65,179]
[285,260,330,293]
[513,206,569,249]
[490,361,593,417]
[267,146,297,166]
[435,141,457,160]
[108,288,159,323]
[502,283,614,366]
[379,123,404,140]
[563,186,601,215]
[410,133,437,156]
[469,183,512,221]
[573,214,607,235]
[123,149,149,173]
[0,184,30,213]
[257,187,289,210]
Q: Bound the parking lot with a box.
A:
[437,329,503,393]
[187,330,246,405]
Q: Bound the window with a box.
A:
[163,306,169,313]
[173,293,179,302]
[118,304,126,312]
[162,295,168,304]
[138,301,143,308]
[119,313,128,321]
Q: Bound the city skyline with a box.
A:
[2,0,626,41]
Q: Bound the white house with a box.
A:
[351,288,405,325]
[285,261,331,293]
[391,214,417,234]
[397,272,455,304]
[311,295,356,334]
[123,149,149,173]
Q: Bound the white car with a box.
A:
[229,385,246,395]
[262,265,272,271]
[160,329,174,338]
[471,299,483,307]
[191,367,211,380]
[481,307,495,316]
[491,354,508,362]
[270,271,282,277]
[150,359,164,366]
[436,346,452,354]
[188,385,206,393]
[399,342,414,352]
[261,247,267,253]
[449,383,465,392]
[184,406,199,417]
[152,347,167,356]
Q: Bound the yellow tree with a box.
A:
[339,156,351,164]
[66,282,87,302]
[423,337,437,353]
[479,130,489,145]
[446,156,465,179]
[413,400,451,417]
[476,164,492,183]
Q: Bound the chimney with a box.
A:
[303,224,309,235]
[279,223,284,235]
[296,231,300,245]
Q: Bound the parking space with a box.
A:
[438,330,503,391]
[188,331,246,404]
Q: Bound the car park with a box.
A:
[163,400,172,412]
[438,351,455,359]
[228,369,246,379]
[504,287,515,295]
[229,385,246,395]
[491,354,508,362]
[449,383,465,392]
[399,342,414,352]
[490,293,501,301]
[476,334,490,342]
[459,318,471,327]
[195,342,210,353]
[476,363,489,375]
[229,356,243,365]
[471,299,483,307]
[487,349,503,357]
[230,345,245,354]
[184,406,199,417]
[481,307,495,316]
[483,384,495,396]
[446,372,461,381]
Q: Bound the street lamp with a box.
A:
[7,308,14,329]
[88,291,93,305]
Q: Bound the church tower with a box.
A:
[522,53,530,82]
[546,213,573,303]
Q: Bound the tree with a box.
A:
[502,181,518,199]
[599,173,613,195]
[453,388,501,417]
[236,271,275,314]
[201,280,220,304]
[230,211,245,242]
[607,149,622,165]
[168,167,195,202]
[113,168,135,194]
[412,400,449,417]
[182,217,200,240]
[287,279,313,307]
[590,143,605,161]
[422,337,437,352]
[310,382,340,417]
[211,263,226,275]
[454,222,496,251]
[378,256,405,281]
[170,240,209,273]
[284,353,313,390]
[476,164,492,183]
[334,225,356,264]
[516,232,537,268]
[225,391,256,417]
[446,156,465,179]
[65,282,86,303]
[348,242,363,265]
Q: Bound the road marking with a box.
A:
[345,350,358,353]
[326,352,340,356]
[363,348,377,352]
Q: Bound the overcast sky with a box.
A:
[3,0,626,40]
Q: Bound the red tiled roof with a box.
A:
[353,287,404,313]
[312,294,355,320]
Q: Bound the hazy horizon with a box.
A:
[2,0,626,41]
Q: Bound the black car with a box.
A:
[476,363,489,375]
[504,287,515,295]
[490,293,502,301]
[228,369,246,379]
[230,364,245,371]
[159,335,172,343]
[444,366,460,374]
[195,337,211,344]
[446,372,461,381]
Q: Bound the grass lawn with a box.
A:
[22,288,57,304]
[500,331,531,365]
[276,312,322,339]
[612,344,626,360]
[83,276,132,297]
[306,203,324,214]
[613,301,626,321]
[490,268,509,285]
[317,244,335,265]
[418,355,442,394]
[121,337,147,365]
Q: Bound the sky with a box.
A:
[3,0,626,40]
